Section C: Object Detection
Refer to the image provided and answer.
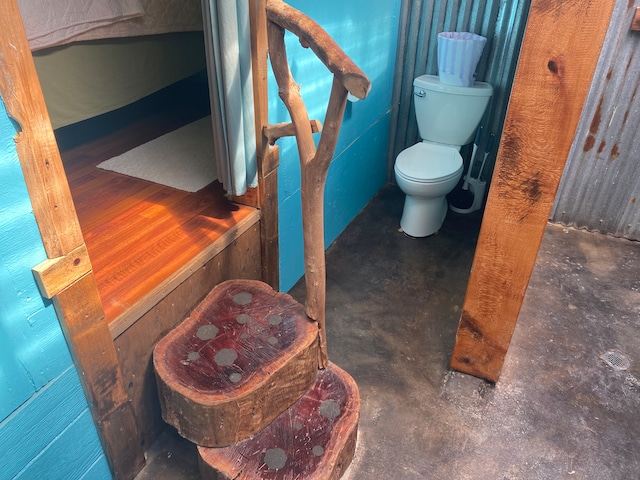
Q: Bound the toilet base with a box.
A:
[399,194,448,237]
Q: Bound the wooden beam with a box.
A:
[250,0,280,290]
[53,275,144,478]
[32,244,92,299]
[0,1,144,477]
[631,7,640,31]
[450,0,616,382]
[0,3,83,258]
[264,119,323,145]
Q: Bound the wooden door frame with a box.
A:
[0,0,616,477]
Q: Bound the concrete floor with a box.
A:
[136,185,640,479]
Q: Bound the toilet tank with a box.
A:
[413,74,493,146]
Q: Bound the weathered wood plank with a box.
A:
[250,0,280,290]
[32,244,92,299]
[53,274,145,478]
[0,0,83,257]
[450,0,617,382]
[0,367,88,479]
[17,409,111,480]
[631,7,640,31]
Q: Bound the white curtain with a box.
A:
[202,0,257,196]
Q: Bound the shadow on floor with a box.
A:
[136,184,640,479]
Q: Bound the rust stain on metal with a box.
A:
[611,144,620,160]
[597,141,607,154]
[589,97,604,136]
[584,134,595,152]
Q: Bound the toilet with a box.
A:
[394,74,493,237]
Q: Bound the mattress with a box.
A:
[19,0,203,51]
[24,0,206,129]
[33,32,207,129]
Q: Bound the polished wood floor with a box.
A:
[57,75,258,327]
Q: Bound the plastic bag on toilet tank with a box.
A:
[437,32,487,87]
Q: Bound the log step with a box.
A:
[198,362,359,480]
[153,279,320,447]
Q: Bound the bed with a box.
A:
[20,0,206,129]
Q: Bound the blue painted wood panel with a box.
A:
[12,409,111,480]
[1,367,88,478]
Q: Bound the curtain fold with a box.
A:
[202,0,257,196]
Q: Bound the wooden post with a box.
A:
[265,0,370,368]
[450,0,617,382]
[0,1,144,477]
[249,0,281,290]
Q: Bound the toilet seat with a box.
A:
[395,142,463,184]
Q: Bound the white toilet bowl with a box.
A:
[394,142,463,237]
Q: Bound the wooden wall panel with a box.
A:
[450,0,617,382]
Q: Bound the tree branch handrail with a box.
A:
[265,0,370,369]
[266,0,371,100]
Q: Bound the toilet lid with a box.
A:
[395,143,463,183]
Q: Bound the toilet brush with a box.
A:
[461,125,483,191]
[448,125,482,211]
[476,132,496,181]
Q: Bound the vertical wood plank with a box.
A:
[631,7,640,31]
[54,275,145,478]
[0,1,145,477]
[450,0,616,382]
[251,0,281,290]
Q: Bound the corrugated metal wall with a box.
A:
[388,0,531,180]
[551,0,640,241]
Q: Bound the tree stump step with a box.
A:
[198,362,359,480]
[153,279,320,447]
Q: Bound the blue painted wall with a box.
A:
[0,98,111,479]
[271,1,402,291]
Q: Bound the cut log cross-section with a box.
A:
[153,1,369,478]
[198,362,360,480]
[154,279,320,446]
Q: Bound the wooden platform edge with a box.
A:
[109,209,261,339]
